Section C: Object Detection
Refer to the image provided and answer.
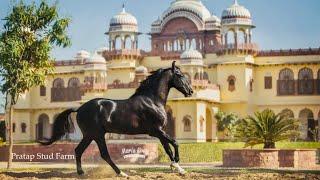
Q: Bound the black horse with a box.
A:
[40,61,193,177]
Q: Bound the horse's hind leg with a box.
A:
[75,137,92,175]
[95,136,128,177]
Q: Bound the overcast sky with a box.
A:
[1,0,320,60]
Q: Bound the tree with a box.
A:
[0,1,71,169]
[235,109,300,149]
[215,111,240,141]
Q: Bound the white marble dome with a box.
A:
[87,52,106,64]
[110,8,137,26]
[135,66,148,74]
[162,0,211,21]
[180,49,203,60]
[75,50,90,59]
[205,15,221,23]
[222,0,251,20]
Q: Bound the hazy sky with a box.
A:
[0,0,320,60]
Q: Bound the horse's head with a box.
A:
[171,61,193,97]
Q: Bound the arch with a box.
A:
[298,108,315,140]
[161,13,203,32]
[191,38,196,49]
[124,35,132,50]
[298,67,314,94]
[53,78,64,88]
[226,29,235,45]
[238,29,246,44]
[21,123,27,133]
[227,75,236,92]
[186,39,190,49]
[194,72,200,80]
[280,109,294,118]
[203,72,209,80]
[279,68,294,80]
[278,68,295,95]
[68,77,80,88]
[114,36,121,50]
[183,115,192,132]
[37,113,51,140]
[164,105,175,138]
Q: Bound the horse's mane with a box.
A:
[132,68,170,96]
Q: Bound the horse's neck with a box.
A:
[152,74,171,105]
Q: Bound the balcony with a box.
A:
[277,79,320,96]
[103,49,143,60]
[191,80,220,90]
[216,43,259,56]
[81,83,108,92]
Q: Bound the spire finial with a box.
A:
[122,3,126,13]
[234,0,238,5]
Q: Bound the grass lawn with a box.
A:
[158,142,320,163]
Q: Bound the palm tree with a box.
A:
[236,109,300,149]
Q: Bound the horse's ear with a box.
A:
[171,61,177,73]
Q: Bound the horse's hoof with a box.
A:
[77,169,84,175]
[178,169,187,175]
[118,171,129,178]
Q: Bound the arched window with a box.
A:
[183,115,192,132]
[37,114,50,140]
[227,75,236,92]
[194,73,200,80]
[191,39,196,49]
[298,68,314,95]
[53,78,64,88]
[226,30,235,45]
[280,109,294,118]
[299,108,315,140]
[115,36,121,50]
[238,29,246,44]
[124,36,131,50]
[278,68,295,95]
[12,123,16,133]
[203,72,209,80]
[21,123,27,133]
[68,78,80,88]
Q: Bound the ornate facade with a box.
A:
[7,0,320,142]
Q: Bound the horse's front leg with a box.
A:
[151,129,186,175]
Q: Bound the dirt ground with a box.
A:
[0,166,320,180]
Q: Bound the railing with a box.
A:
[81,83,108,91]
[277,79,320,96]
[51,87,82,102]
[54,60,85,66]
[215,43,259,56]
[107,81,140,89]
[103,49,142,57]
[258,48,320,57]
[191,80,220,90]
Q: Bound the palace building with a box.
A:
[8,0,320,142]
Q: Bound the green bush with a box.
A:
[235,109,300,148]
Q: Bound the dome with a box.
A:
[151,18,162,26]
[205,15,221,23]
[75,50,90,59]
[222,0,251,20]
[180,49,203,60]
[110,7,137,26]
[87,52,106,64]
[162,0,211,21]
[135,66,148,74]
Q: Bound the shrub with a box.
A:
[214,111,240,140]
[235,109,300,149]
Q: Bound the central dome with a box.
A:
[181,49,203,60]
[163,0,211,21]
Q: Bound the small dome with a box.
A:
[110,7,137,26]
[87,52,106,64]
[151,18,162,26]
[205,15,221,23]
[135,66,148,74]
[222,0,251,20]
[180,49,203,60]
[75,50,90,59]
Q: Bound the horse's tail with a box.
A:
[39,108,77,146]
